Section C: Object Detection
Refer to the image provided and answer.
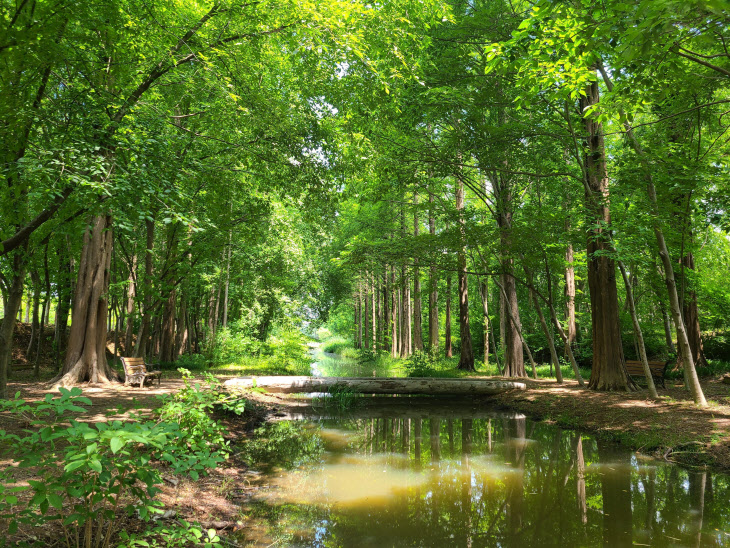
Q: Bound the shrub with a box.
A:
[0,377,242,548]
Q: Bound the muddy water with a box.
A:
[239,398,730,547]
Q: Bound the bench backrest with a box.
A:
[625,360,667,377]
[121,357,148,375]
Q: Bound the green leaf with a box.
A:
[89,458,102,473]
[48,493,63,510]
[110,437,125,454]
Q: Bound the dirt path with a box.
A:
[483,375,730,469]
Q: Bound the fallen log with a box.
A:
[223,376,526,395]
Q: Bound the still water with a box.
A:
[239,398,730,547]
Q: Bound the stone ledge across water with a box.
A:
[223,376,526,395]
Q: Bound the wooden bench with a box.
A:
[625,360,670,389]
[121,357,161,388]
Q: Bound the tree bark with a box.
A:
[371,271,376,350]
[390,266,398,357]
[135,218,155,358]
[27,270,41,358]
[35,248,51,378]
[678,251,708,368]
[530,287,563,383]
[124,254,137,353]
[479,278,490,368]
[660,302,675,353]
[54,241,73,369]
[222,229,232,328]
[52,215,117,387]
[564,242,577,354]
[456,177,474,371]
[445,274,453,358]
[501,272,525,377]
[400,264,411,358]
[618,262,659,399]
[413,192,424,351]
[428,192,439,352]
[580,79,634,391]
[0,252,27,398]
[357,280,363,349]
[159,288,177,363]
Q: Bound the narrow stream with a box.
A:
[236,349,730,547]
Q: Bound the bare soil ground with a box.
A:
[482,375,730,469]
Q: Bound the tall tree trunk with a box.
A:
[413,192,424,351]
[222,229,232,328]
[400,264,410,358]
[0,252,27,398]
[35,248,51,378]
[530,287,563,383]
[445,274,453,358]
[159,288,177,363]
[54,243,72,370]
[207,283,217,342]
[564,241,577,354]
[377,271,382,351]
[456,177,474,371]
[618,262,659,399]
[391,266,398,357]
[428,192,439,352]
[53,215,117,387]
[124,254,137,354]
[364,277,370,350]
[357,280,363,349]
[479,278,490,368]
[176,296,189,357]
[660,302,675,353]
[501,271,525,377]
[135,218,155,358]
[371,271,376,350]
[678,251,708,368]
[495,188,524,377]
[27,270,41,358]
[496,279,533,378]
[580,79,634,391]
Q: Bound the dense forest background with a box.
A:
[1,0,730,403]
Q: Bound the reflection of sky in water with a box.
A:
[243,413,730,547]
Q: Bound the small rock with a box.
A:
[163,476,179,486]
[722,374,730,385]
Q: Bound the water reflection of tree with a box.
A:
[260,416,730,547]
[503,417,526,546]
[597,440,632,547]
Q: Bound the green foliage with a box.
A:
[155,369,246,452]
[313,384,361,411]
[0,385,233,547]
[118,521,220,548]
[321,336,353,355]
[703,333,730,362]
[404,350,463,378]
[239,422,324,471]
[208,325,312,375]
[171,354,209,371]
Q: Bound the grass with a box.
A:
[320,337,359,359]
[210,353,312,377]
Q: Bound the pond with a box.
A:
[236,347,729,546]
[237,396,730,547]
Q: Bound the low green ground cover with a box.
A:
[0,371,248,548]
